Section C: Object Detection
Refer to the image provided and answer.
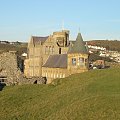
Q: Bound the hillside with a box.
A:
[0,68,120,120]
[87,40,120,51]
[0,43,27,55]
[0,40,120,56]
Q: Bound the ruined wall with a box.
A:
[0,52,22,85]
[0,52,46,86]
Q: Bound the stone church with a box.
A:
[24,30,89,83]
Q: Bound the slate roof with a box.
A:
[32,36,49,45]
[42,54,67,68]
[68,33,88,54]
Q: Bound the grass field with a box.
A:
[0,68,120,120]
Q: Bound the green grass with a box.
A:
[0,68,120,120]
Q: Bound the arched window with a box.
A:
[85,59,88,66]
[79,58,84,63]
[57,74,59,78]
[54,74,56,78]
[45,46,48,54]
[59,48,61,54]
[60,74,62,78]
[49,46,51,53]
[79,57,85,67]
[52,46,54,54]
[51,73,53,78]
[63,74,65,78]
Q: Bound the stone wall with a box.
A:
[0,52,46,86]
[42,67,68,84]
[67,53,89,75]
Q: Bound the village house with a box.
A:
[24,30,89,83]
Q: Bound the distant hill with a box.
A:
[0,42,27,55]
[87,40,120,51]
[0,67,120,120]
[0,40,120,56]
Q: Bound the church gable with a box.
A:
[42,35,56,55]
[31,36,49,46]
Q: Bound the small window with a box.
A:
[79,58,84,63]
[85,59,88,66]
[59,48,61,54]
[85,59,87,62]
[45,46,48,54]
[72,58,76,65]
[52,46,54,54]
[49,46,51,53]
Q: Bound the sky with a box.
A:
[0,0,120,42]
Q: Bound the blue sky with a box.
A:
[0,0,120,41]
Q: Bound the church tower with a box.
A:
[67,32,89,75]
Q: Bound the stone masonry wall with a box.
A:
[0,52,46,86]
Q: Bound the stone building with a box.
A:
[24,30,89,83]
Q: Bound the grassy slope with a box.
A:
[0,68,120,120]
